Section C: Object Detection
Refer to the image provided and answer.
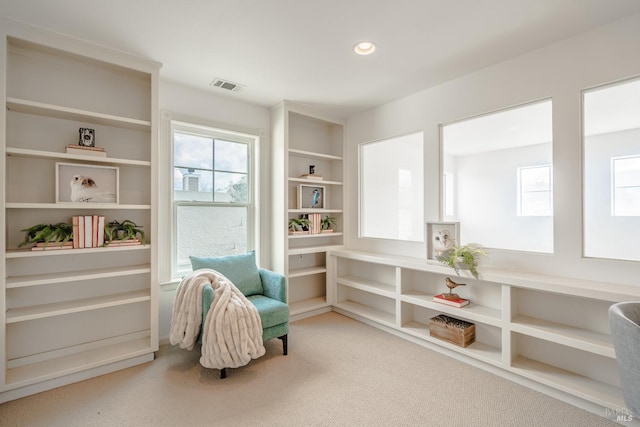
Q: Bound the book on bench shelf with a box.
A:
[433,293,470,308]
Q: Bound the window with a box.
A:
[612,156,640,216]
[583,77,640,261]
[441,99,553,253]
[518,165,553,216]
[171,121,257,277]
[359,132,424,241]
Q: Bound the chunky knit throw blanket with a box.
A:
[169,269,265,369]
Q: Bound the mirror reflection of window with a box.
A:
[584,78,640,261]
[442,100,553,253]
[359,132,424,241]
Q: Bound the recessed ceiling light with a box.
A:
[354,41,376,55]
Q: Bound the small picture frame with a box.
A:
[298,184,326,209]
[426,222,460,260]
[56,162,119,204]
[78,128,96,147]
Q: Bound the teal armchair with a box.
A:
[190,252,289,378]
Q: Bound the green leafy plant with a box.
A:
[104,220,145,244]
[437,243,488,279]
[288,217,311,232]
[19,223,73,248]
[321,215,336,231]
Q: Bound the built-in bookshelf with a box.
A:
[328,249,640,411]
[271,101,344,318]
[0,21,159,403]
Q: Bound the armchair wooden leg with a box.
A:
[220,368,227,379]
[278,334,288,355]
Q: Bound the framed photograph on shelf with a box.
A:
[298,184,326,209]
[56,162,119,204]
[426,222,460,260]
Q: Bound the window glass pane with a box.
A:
[215,140,248,173]
[174,132,213,170]
[360,132,424,241]
[174,169,213,201]
[442,99,553,253]
[584,78,640,261]
[176,205,248,273]
[214,172,248,203]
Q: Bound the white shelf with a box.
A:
[401,320,502,366]
[335,300,395,327]
[6,244,150,258]
[5,336,152,387]
[511,315,615,358]
[288,266,327,278]
[290,297,329,315]
[288,177,342,186]
[288,209,343,214]
[6,202,151,209]
[328,249,640,411]
[288,244,344,256]
[337,274,396,296]
[288,232,343,240]
[6,147,151,167]
[511,356,625,409]
[6,97,151,131]
[288,148,342,161]
[401,291,502,326]
[6,264,151,289]
[6,290,151,323]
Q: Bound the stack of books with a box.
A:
[30,241,74,251]
[72,215,105,249]
[308,213,322,234]
[433,293,470,308]
[66,144,107,157]
[104,238,142,247]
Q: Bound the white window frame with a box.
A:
[517,164,553,217]
[167,118,259,281]
[612,155,640,216]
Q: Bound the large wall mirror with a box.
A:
[441,100,553,252]
[359,132,424,241]
[583,78,640,261]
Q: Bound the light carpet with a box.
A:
[0,312,618,426]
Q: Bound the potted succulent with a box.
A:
[321,215,336,233]
[288,217,311,235]
[104,219,145,244]
[19,222,74,248]
[437,243,488,279]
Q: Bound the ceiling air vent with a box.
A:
[210,78,246,92]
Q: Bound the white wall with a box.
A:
[158,80,271,341]
[345,13,640,285]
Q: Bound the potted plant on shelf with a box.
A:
[288,217,311,235]
[104,219,145,245]
[321,215,336,233]
[19,222,74,249]
[437,243,488,279]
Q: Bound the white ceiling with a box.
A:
[2,0,640,119]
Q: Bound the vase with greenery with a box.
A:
[288,217,311,234]
[104,219,145,244]
[437,243,488,279]
[321,215,336,232]
[19,222,74,248]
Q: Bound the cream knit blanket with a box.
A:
[169,269,265,369]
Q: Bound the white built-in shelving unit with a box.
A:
[0,21,159,403]
[328,249,640,411]
[271,101,344,318]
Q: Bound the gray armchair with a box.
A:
[609,302,640,417]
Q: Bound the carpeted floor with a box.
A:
[0,312,619,426]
